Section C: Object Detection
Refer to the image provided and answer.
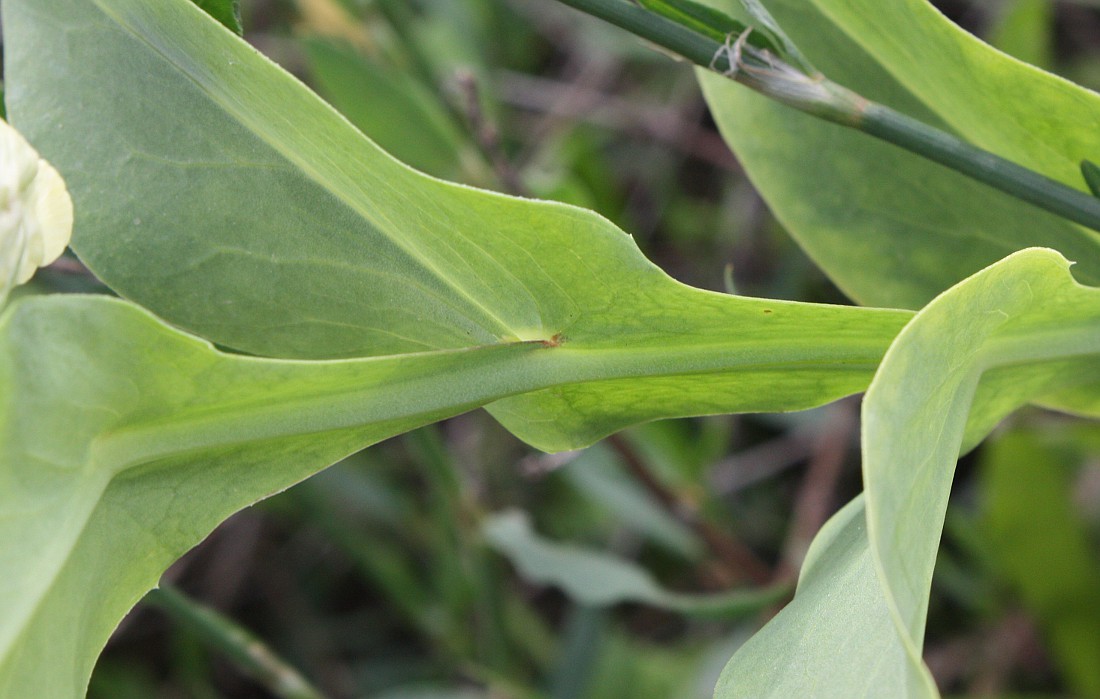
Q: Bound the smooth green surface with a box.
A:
[2,0,912,452]
[0,4,918,695]
[0,291,896,698]
[8,1,1100,697]
[714,497,910,697]
[717,249,1100,697]
[0,295,521,699]
[864,249,1100,659]
[483,511,787,617]
[699,0,1100,309]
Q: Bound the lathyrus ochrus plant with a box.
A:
[2,0,1100,697]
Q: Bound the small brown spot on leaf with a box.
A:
[542,333,564,348]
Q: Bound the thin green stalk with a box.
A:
[554,0,724,67]
[858,104,1100,233]
[144,585,329,699]
[551,0,1100,234]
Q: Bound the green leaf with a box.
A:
[0,290,889,698]
[2,0,911,452]
[713,496,912,696]
[0,2,919,694]
[717,249,1100,696]
[698,0,1100,309]
[142,586,324,699]
[190,0,241,34]
[483,511,788,617]
[865,249,1100,658]
[0,295,513,699]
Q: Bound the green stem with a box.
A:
[551,0,1100,234]
[145,585,329,699]
[554,0,722,68]
[858,104,1100,233]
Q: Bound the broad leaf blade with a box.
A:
[698,0,1100,309]
[1,0,911,452]
[865,250,1100,651]
[0,290,900,698]
[0,3,916,693]
[717,249,1100,697]
[713,497,913,697]
[0,295,536,698]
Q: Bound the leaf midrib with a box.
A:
[94,337,892,477]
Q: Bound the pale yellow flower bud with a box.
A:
[0,118,73,301]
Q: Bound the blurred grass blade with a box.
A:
[190,0,241,34]
[561,446,703,559]
[1082,160,1100,199]
[978,428,1100,698]
[484,511,788,618]
[145,586,327,699]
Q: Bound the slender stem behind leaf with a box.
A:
[552,0,1100,234]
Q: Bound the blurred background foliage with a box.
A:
[17,0,1100,696]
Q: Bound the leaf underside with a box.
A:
[716,249,1100,697]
